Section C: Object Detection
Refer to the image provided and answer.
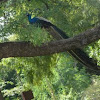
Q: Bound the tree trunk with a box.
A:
[0,91,4,100]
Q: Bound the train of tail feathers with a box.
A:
[27,13,100,75]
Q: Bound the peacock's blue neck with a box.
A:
[28,14,38,24]
[28,15,32,22]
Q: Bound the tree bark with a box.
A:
[0,91,4,100]
[0,0,8,2]
[0,26,100,59]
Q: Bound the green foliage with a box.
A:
[29,54,91,100]
[87,0,100,9]
[51,54,91,100]
[0,63,22,99]
[0,54,58,85]
[87,40,100,66]
[17,25,52,46]
[82,76,100,100]
[0,0,100,99]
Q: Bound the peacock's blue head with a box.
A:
[27,13,39,24]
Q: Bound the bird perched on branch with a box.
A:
[27,13,100,74]
[27,14,53,28]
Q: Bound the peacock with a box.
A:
[27,13,100,74]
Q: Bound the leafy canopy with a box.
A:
[0,0,100,99]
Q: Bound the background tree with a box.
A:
[0,0,100,99]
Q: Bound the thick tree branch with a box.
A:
[0,26,100,59]
[0,0,8,2]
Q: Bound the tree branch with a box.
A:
[0,26,100,59]
[0,0,8,2]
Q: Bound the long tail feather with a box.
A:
[48,24,100,74]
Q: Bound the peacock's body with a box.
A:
[27,14,100,74]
